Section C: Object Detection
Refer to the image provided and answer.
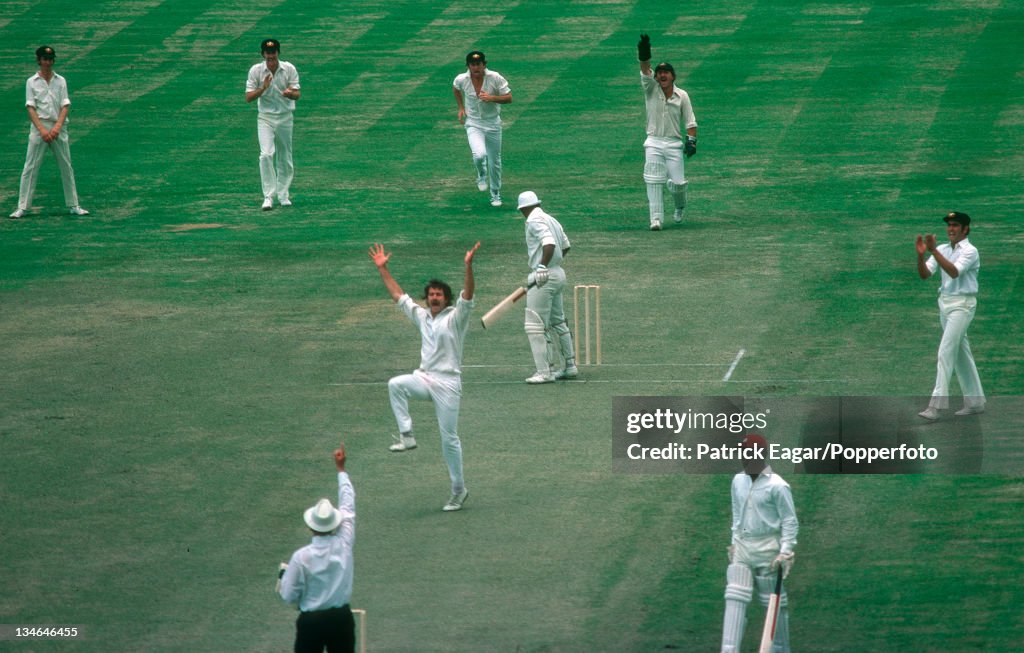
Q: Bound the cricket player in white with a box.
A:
[517,191,577,384]
[453,50,512,207]
[721,435,798,653]
[10,46,88,219]
[245,38,300,211]
[637,34,697,231]
[369,241,481,512]
[916,212,985,420]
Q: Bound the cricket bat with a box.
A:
[758,566,784,653]
[480,283,534,329]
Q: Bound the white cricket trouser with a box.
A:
[643,141,686,222]
[465,123,502,195]
[722,537,791,653]
[257,112,294,200]
[388,370,465,493]
[525,268,572,371]
[929,294,984,410]
[17,122,81,210]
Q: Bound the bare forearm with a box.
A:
[376,266,404,302]
[929,250,959,278]
[917,255,932,280]
[27,107,47,135]
[463,263,475,301]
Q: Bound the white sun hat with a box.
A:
[303,498,344,533]
[517,191,541,210]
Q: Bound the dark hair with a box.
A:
[423,279,453,305]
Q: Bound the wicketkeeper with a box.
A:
[636,34,698,231]
[721,434,798,653]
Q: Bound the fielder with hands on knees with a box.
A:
[517,191,577,384]
[915,211,984,420]
[721,434,798,653]
[637,34,698,231]
[278,443,357,653]
[369,241,481,512]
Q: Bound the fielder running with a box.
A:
[517,191,577,384]
[369,241,480,512]
[636,34,697,231]
[721,434,798,653]
[915,211,985,420]
[10,46,88,219]
[245,38,300,211]
[453,50,512,207]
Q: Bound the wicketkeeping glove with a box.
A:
[685,135,697,158]
[637,34,651,62]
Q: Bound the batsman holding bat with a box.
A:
[721,435,798,653]
[369,241,480,512]
[637,34,698,231]
[517,191,577,384]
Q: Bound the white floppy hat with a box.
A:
[517,191,541,210]
[304,498,344,533]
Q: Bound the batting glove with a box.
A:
[533,265,549,288]
[637,34,651,62]
[770,551,794,579]
[685,135,697,158]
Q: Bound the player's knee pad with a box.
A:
[769,608,791,653]
[643,161,668,185]
[725,563,754,603]
[524,308,547,335]
[667,179,688,205]
[755,573,788,608]
[551,320,571,337]
[721,564,754,653]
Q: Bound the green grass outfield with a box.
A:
[1,0,1022,651]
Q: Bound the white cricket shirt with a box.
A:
[453,69,510,129]
[641,70,696,143]
[926,238,979,296]
[25,72,71,121]
[731,468,799,554]
[525,208,571,270]
[399,293,474,375]
[246,60,300,115]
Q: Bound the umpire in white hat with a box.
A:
[278,444,356,653]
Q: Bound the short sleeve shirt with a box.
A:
[25,72,70,122]
[525,208,571,270]
[926,238,979,295]
[246,60,300,114]
[453,69,510,128]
